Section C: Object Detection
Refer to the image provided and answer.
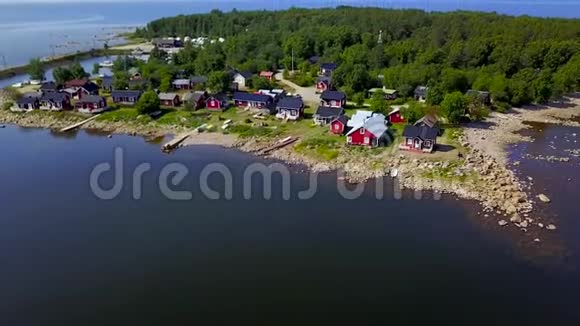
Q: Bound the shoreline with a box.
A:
[1,100,579,239]
[0,40,147,81]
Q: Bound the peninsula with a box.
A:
[1,7,580,238]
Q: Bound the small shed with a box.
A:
[158,93,180,107]
[205,94,230,111]
[330,115,349,135]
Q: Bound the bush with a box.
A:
[135,91,160,114]
[2,101,13,110]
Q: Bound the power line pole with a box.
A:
[291,47,294,73]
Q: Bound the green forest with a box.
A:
[134,7,580,109]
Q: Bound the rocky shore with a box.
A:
[2,97,579,238]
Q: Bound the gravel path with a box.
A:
[275,71,320,106]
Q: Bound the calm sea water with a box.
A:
[1,0,580,68]
[0,124,580,324]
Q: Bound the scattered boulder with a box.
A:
[520,221,529,228]
[534,238,541,243]
[538,194,551,203]
[510,214,522,223]
[546,224,557,230]
[538,223,544,228]
[498,220,508,227]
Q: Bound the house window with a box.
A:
[334,124,339,130]
[359,128,365,135]
[347,136,352,143]
[364,137,370,144]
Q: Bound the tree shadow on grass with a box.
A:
[436,144,456,153]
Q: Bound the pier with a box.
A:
[162,131,196,152]
[59,114,101,132]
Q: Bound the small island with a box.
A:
[1,7,580,234]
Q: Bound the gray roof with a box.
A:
[321,90,346,102]
[277,96,304,110]
[190,76,208,84]
[77,95,105,104]
[314,106,344,118]
[414,114,439,129]
[183,91,205,102]
[172,79,191,86]
[207,93,229,102]
[23,92,42,98]
[111,90,142,98]
[333,115,349,125]
[347,110,374,127]
[317,76,331,84]
[403,125,438,141]
[233,92,271,103]
[234,71,253,79]
[347,114,388,137]
[414,86,428,97]
[41,92,68,102]
[158,92,178,101]
[321,63,337,71]
[17,97,39,105]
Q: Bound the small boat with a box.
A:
[11,83,22,88]
[29,80,41,85]
[99,60,114,68]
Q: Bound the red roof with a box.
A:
[65,78,89,88]
[259,71,274,78]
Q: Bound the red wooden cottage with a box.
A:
[330,115,349,135]
[183,91,206,110]
[387,106,406,124]
[316,76,332,94]
[158,93,180,107]
[233,92,272,108]
[172,79,192,90]
[320,90,347,108]
[346,115,389,147]
[75,95,107,114]
[64,79,99,99]
[259,71,274,81]
[205,94,230,111]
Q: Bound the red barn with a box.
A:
[330,115,348,135]
[346,115,389,148]
[205,94,230,111]
[387,107,405,124]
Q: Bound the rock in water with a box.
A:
[510,214,522,223]
[538,194,551,203]
[0,125,5,128]
[498,220,508,227]
[546,224,557,230]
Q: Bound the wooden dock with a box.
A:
[59,114,100,132]
[162,131,198,152]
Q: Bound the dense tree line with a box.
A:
[134,7,580,109]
